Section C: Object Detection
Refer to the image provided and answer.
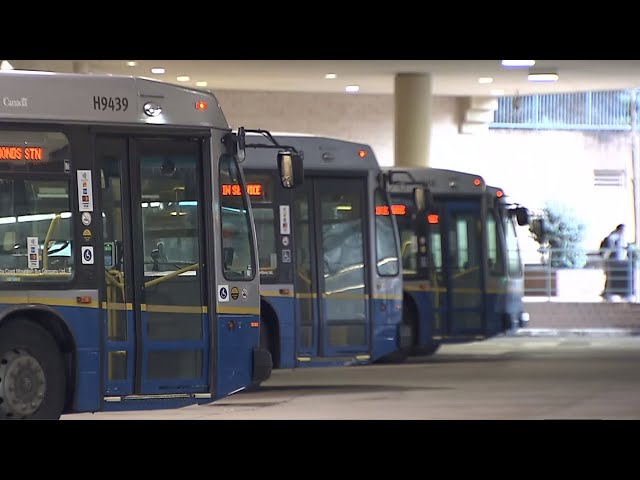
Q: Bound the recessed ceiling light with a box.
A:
[177,75,190,82]
[478,77,494,84]
[345,85,360,93]
[528,72,559,82]
[151,67,165,74]
[126,61,137,67]
[501,60,536,68]
[490,89,505,96]
[196,81,208,87]
[325,73,337,79]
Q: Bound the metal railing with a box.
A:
[524,247,637,302]
[491,90,638,131]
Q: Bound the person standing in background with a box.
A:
[601,224,629,301]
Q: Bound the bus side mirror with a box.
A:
[514,207,530,226]
[413,187,426,212]
[236,127,246,163]
[278,150,304,188]
[413,187,433,212]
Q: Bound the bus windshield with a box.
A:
[219,153,255,281]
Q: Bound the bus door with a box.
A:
[96,135,210,397]
[432,199,486,337]
[293,177,370,359]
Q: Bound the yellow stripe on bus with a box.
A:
[263,292,402,301]
[372,294,403,301]
[0,296,99,308]
[142,305,207,314]
[104,302,132,311]
[261,290,295,298]
[296,293,316,299]
[217,306,260,315]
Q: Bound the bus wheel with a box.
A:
[260,319,272,354]
[413,343,441,357]
[0,320,66,420]
[246,320,273,391]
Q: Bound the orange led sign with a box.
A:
[0,146,44,161]
[391,204,407,215]
[246,184,263,196]
[221,184,264,196]
[375,205,390,216]
[221,184,243,196]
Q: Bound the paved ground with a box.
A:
[63,335,640,420]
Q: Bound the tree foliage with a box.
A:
[529,201,588,268]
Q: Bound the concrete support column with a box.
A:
[394,73,433,167]
[72,61,90,74]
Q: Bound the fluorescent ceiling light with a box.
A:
[151,67,165,74]
[126,61,137,67]
[196,81,208,87]
[528,72,559,82]
[345,85,360,93]
[501,60,536,68]
[177,75,190,82]
[478,77,493,84]
[325,73,337,79]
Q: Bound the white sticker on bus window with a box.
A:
[27,237,39,269]
[279,205,290,235]
[77,170,94,212]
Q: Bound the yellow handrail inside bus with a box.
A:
[42,213,62,270]
[144,263,199,288]
[452,265,480,279]
[401,239,413,259]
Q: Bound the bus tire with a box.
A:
[0,319,66,420]
[247,320,273,391]
[376,348,409,364]
[413,343,441,357]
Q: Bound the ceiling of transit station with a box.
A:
[7,60,640,97]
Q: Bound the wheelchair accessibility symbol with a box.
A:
[81,246,94,265]
[218,285,230,302]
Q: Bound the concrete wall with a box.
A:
[215,89,636,255]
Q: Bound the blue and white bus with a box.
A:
[240,133,410,374]
[0,70,300,419]
[384,167,529,356]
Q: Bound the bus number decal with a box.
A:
[93,96,129,112]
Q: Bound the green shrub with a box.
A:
[529,201,588,268]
